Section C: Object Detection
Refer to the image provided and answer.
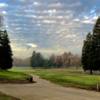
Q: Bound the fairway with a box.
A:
[32,68,100,91]
[2,67,100,91]
[0,67,100,100]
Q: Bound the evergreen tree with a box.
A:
[48,54,56,67]
[81,32,93,74]
[92,17,100,71]
[82,17,100,74]
[0,30,13,70]
[30,51,44,67]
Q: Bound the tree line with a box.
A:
[30,51,81,68]
[13,57,30,67]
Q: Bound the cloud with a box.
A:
[0,3,8,8]
[81,15,98,24]
[33,1,41,6]
[73,18,80,22]
[48,2,62,8]
[65,34,77,38]
[42,20,56,24]
[3,0,100,58]
[82,20,94,24]
[2,11,7,14]
[26,43,38,48]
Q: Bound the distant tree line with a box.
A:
[13,57,30,67]
[82,16,100,74]
[30,51,81,68]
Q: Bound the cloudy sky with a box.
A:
[0,0,100,58]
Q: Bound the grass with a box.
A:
[0,92,20,100]
[0,70,32,83]
[1,67,100,91]
[32,68,100,91]
[0,70,28,80]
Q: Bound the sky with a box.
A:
[0,0,100,58]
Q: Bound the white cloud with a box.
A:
[11,42,35,58]
[47,9,57,16]
[42,20,56,24]
[25,15,37,18]
[26,43,38,48]
[92,16,98,20]
[73,18,80,22]
[82,20,93,24]
[0,11,7,15]
[82,15,98,24]
[33,2,41,6]
[0,3,8,8]
[65,34,77,38]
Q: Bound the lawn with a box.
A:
[1,67,100,91]
[0,92,20,100]
[0,70,32,83]
[32,68,100,91]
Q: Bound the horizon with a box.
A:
[0,0,100,58]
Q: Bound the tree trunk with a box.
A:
[90,69,93,75]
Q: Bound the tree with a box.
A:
[55,55,63,67]
[82,17,100,74]
[0,30,13,70]
[81,32,93,74]
[61,52,72,67]
[48,54,56,67]
[92,17,100,71]
[30,51,44,67]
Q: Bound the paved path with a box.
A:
[0,75,100,100]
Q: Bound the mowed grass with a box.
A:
[32,68,100,91]
[0,70,31,83]
[2,67,100,91]
[0,92,20,100]
[0,70,28,80]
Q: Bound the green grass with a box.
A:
[0,70,31,83]
[32,68,100,91]
[2,67,100,91]
[0,70,28,80]
[0,92,20,100]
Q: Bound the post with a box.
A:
[96,83,99,91]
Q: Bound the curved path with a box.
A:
[0,75,100,100]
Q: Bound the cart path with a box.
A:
[0,75,100,100]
